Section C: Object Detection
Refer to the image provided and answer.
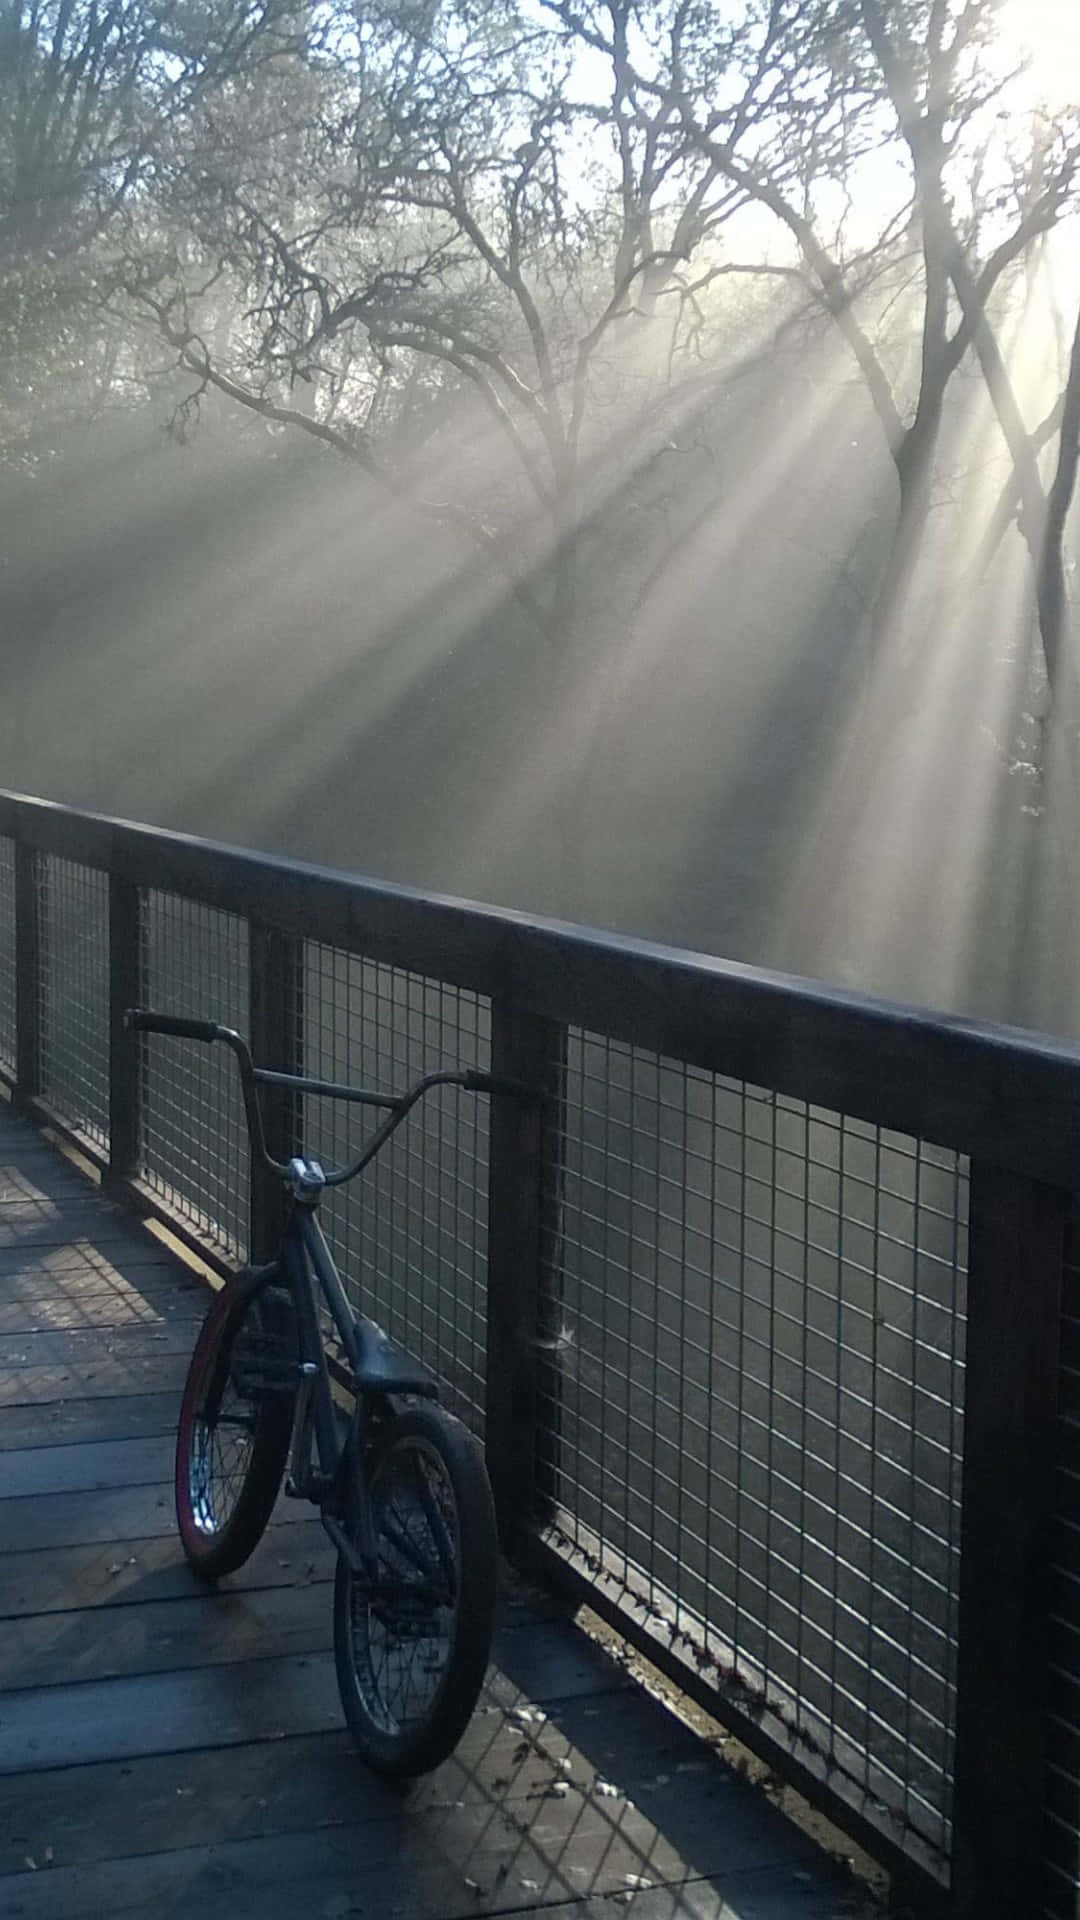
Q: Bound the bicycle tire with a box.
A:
[175,1267,297,1581]
[333,1402,497,1775]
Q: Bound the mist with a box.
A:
[2,0,1079,1037]
[1,339,1071,1033]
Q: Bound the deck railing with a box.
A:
[2,788,1078,1918]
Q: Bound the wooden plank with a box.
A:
[0,1205,154,1250]
[0,1690,721,1874]
[0,1479,315,1553]
[0,1321,198,1367]
[0,1278,205,1335]
[0,1323,198,1370]
[0,1127,95,1161]
[0,1194,123,1230]
[952,1162,1066,1918]
[0,1239,184,1280]
[0,1865,869,1920]
[0,1581,334,1692]
[0,1615,629,1775]
[0,1480,176,1552]
[0,1579,593,1695]
[0,1435,175,1498]
[0,1390,181,1451]
[0,1529,560,1628]
[0,1698,824,1882]
[0,1352,188,1407]
[0,1518,332,1618]
[0,1649,343,1773]
[0,1791,827,1920]
[0,1165,95,1204]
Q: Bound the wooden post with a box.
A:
[951,1161,1065,1916]
[14,841,42,1113]
[484,1001,563,1550]
[249,920,303,1263]
[107,875,143,1192]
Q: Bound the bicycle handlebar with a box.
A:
[124,1009,536,1189]
[125,1011,225,1045]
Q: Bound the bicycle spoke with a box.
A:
[346,1437,458,1736]
[187,1327,262,1538]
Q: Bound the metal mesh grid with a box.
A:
[539,1031,968,1863]
[1043,1198,1080,1918]
[301,944,490,1432]
[38,857,110,1149]
[0,838,14,1073]
[140,891,250,1261]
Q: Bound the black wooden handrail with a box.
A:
[3,787,1080,1183]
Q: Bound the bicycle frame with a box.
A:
[124,1006,532,1575]
[271,1194,437,1558]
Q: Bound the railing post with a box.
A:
[107,874,144,1193]
[484,1001,563,1550]
[14,841,42,1113]
[249,920,303,1264]
[952,1162,1065,1917]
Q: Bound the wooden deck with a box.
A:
[0,1099,877,1920]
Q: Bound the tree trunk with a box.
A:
[536,499,589,923]
[1036,302,1080,707]
[868,398,942,651]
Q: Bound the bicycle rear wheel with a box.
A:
[175,1268,297,1581]
[333,1402,497,1775]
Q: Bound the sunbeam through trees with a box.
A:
[2,0,1079,1029]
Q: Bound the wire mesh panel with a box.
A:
[538,1031,968,1867]
[1044,1199,1080,1918]
[38,857,110,1150]
[302,943,491,1432]
[0,837,14,1073]
[140,891,250,1261]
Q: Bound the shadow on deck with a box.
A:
[0,1098,877,1920]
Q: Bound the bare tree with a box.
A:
[119,0,796,641]
[653,0,1080,661]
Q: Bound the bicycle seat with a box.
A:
[352,1314,438,1397]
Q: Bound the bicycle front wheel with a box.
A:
[333,1402,497,1776]
[175,1268,297,1581]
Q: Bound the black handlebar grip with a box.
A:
[125,1009,222,1044]
[464,1070,538,1100]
